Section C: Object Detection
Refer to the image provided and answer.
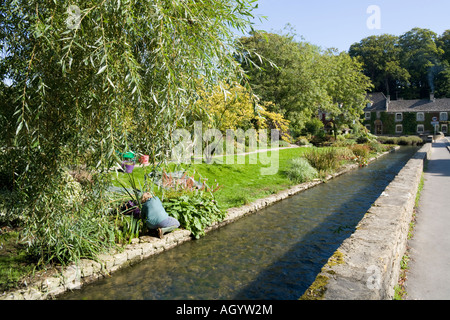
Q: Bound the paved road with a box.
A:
[405,138,450,300]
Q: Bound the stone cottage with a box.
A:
[363,92,450,136]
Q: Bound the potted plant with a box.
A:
[139,154,149,165]
[122,160,135,173]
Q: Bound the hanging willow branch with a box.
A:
[0,0,259,265]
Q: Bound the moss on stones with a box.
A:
[326,250,344,267]
[300,250,345,300]
[300,274,330,300]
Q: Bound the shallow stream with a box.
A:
[60,146,418,300]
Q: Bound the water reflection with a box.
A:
[60,147,418,300]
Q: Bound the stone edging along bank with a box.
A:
[301,143,432,300]
[1,146,404,300]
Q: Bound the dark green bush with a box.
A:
[356,134,369,144]
[163,192,225,239]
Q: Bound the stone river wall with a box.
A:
[1,146,413,300]
[301,143,432,300]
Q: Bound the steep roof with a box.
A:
[365,92,387,111]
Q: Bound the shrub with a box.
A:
[303,117,324,136]
[310,133,335,147]
[377,136,424,146]
[295,137,310,146]
[24,202,117,266]
[332,138,356,148]
[278,139,291,148]
[368,140,390,153]
[163,192,225,239]
[397,136,424,146]
[334,148,356,161]
[286,158,318,183]
[356,134,369,144]
[350,144,371,159]
[376,136,397,144]
[368,141,381,153]
[304,147,340,172]
[20,169,119,266]
[0,190,27,228]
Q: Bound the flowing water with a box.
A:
[60,147,418,300]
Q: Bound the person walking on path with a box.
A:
[405,137,450,299]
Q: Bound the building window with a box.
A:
[365,124,371,132]
[395,113,403,122]
[416,112,424,122]
[417,124,424,133]
[376,111,381,119]
[365,112,371,120]
[442,124,448,134]
[396,124,403,133]
[440,112,448,121]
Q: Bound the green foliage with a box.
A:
[334,147,356,161]
[23,200,117,266]
[303,148,340,173]
[303,117,324,136]
[114,215,143,245]
[239,29,372,136]
[295,137,310,146]
[0,190,27,228]
[368,140,388,153]
[285,158,318,183]
[113,172,149,244]
[111,167,225,240]
[350,27,450,99]
[350,144,371,159]
[397,136,424,146]
[163,192,225,239]
[349,34,410,96]
[402,113,418,135]
[321,52,374,134]
[0,0,257,266]
[0,231,36,292]
[376,136,424,146]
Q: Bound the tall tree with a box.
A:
[398,28,444,98]
[238,31,331,136]
[240,30,372,137]
[349,34,409,96]
[321,51,373,137]
[0,0,258,264]
[437,30,450,63]
[435,30,450,98]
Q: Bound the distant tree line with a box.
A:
[349,27,450,100]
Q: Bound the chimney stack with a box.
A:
[430,92,435,102]
[386,95,390,111]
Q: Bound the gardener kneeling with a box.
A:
[141,192,180,239]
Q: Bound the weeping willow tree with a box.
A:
[0,0,258,265]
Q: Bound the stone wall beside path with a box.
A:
[301,143,432,300]
[0,146,407,300]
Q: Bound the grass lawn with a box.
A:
[111,147,311,210]
[0,230,36,292]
